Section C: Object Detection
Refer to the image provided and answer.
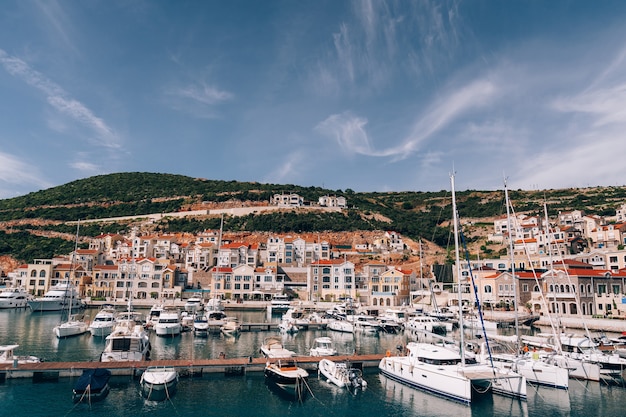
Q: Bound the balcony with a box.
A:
[372,291,396,296]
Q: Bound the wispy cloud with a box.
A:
[165,81,234,119]
[316,78,498,159]
[70,160,101,175]
[263,150,306,184]
[0,152,53,196]
[313,0,463,94]
[0,49,121,149]
[174,83,234,105]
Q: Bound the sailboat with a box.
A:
[379,173,527,404]
[517,202,602,382]
[468,181,569,390]
[53,221,89,339]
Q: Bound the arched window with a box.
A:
[484,285,492,293]
[31,270,37,277]
[39,270,46,277]
[386,299,391,306]
[373,298,377,306]
[580,284,585,295]
[549,285,554,292]
[560,285,565,293]
[533,285,539,292]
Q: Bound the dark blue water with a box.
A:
[1,308,625,416]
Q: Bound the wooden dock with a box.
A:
[0,354,384,382]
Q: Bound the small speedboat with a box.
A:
[221,317,241,335]
[0,344,41,365]
[72,368,111,403]
[309,337,337,356]
[318,358,367,389]
[140,366,178,401]
[264,359,309,397]
[260,337,296,358]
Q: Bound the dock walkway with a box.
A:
[0,354,384,382]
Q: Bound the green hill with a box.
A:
[1,172,625,263]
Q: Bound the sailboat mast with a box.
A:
[450,173,465,365]
[504,181,521,354]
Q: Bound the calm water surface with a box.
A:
[1,308,624,416]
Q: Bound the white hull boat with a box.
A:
[310,337,337,356]
[0,344,41,365]
[27,281,83,312]
[471,340,569,389]
[141,366,178,401]
[54,316,89,338]
[260,336,296,358]
[328,320,355,334]
[264,359,308,397]
[318,358,367,389]
[89,306,117,337]
[100,319,150,362]
[0,287,30,309]
[154,311,182,336]
[193,314,209,336]
[184,297,204,313]
[220,318,241,335]
[379,342,527,404]
[278,319,299,334]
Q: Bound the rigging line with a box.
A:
[459,227,496,373]
[508,200,561,350]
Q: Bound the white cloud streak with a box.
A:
[0,152,53,193]
[0,49,121,149]
[316,78,498,159]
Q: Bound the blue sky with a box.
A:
[2,1,626,199]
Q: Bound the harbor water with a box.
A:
[1,308,625,416]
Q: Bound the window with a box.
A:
[484,285,492,293]
[613,284,620,294]
[31,270,37,277]
[38,280,45,286]
[598,284,607,295]
[39,270,46,277]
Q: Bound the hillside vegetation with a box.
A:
[0,172,624,264]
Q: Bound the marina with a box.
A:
[1,306,626,416]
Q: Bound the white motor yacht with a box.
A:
[100,318,150,362]
[184,297,204,313]
[309,336,337,356]
[0,287,31,309]
[88,306,117,337]
[154,310,182,336]
[327,319,355,334]
[27,281,83,312]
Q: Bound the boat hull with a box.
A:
[264,365,308,397]
[141,368,178,401]
[72,368,112,403]
[379,356,473,404]
[54,322,89,338]
[89,323,115,337]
